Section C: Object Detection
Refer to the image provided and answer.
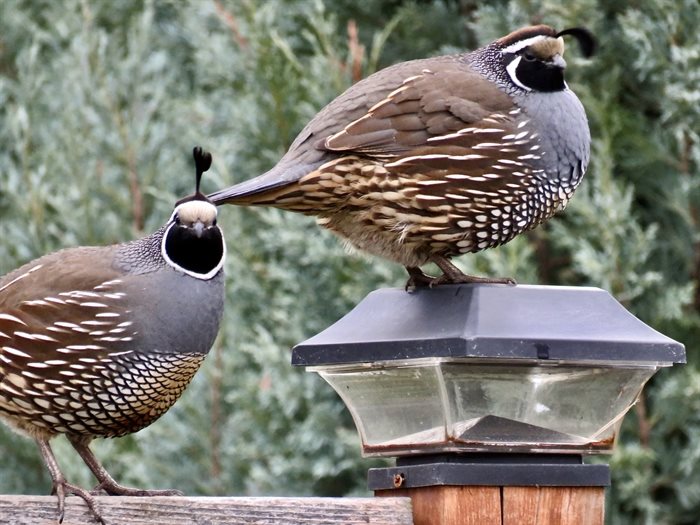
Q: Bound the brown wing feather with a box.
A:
[0,248,139,433]
[207,55,490,203]
[0,248,129,371]
[210,58,524,215]
[0,247,121,307]
[324,66,515,157]
[0,246,210,439]
[231,73,537,217]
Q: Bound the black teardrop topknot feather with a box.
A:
[177,146,213,205]
[193,146,213,194]
[556,27,596,58]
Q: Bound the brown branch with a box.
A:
[105,96,144,233]
[78,3,144,233]
[530,230,554,283]
[214,0,248,49]
[209,339,223,489]
[529,229,571,284]
[347,20,365,84]
[635,392,651,448]
[681,132,700,312]
[693,236,700,313]
[124,147,144,233]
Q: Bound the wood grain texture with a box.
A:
[378,485,605,525]
[377,486,501,525]
[502,487,605,525]
[0,496,413,525]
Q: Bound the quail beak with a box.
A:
[550,54,567,70]
[192,220,205,238]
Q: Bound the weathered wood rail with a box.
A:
[0,496,413,525]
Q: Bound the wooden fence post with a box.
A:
[371,454,608,525]
[376,486,605,525]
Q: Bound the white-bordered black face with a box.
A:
[161,200,225,279]
[501,34,568,92]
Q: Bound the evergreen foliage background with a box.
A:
[0,1,697,523]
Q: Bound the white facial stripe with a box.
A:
[501,35,549,54]
[506,56,531,91]
[170,200,218,225]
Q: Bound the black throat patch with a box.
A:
[164,224,224,275]
[511,53,565,92]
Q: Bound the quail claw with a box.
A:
[53,479,106,525]
[432,273,517,286]
[93,479,184,497]
[405,267,437,291]
[430,256,517,286]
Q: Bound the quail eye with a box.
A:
[522,51,537,62]
[174,214,181,225]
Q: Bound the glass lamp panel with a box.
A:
[441,363,657,452]
[316,359,660,456]
[319,364,446,451]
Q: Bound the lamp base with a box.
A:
[368,453,610,490]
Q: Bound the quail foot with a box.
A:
[0,147,225,524]
[209,25,595,287]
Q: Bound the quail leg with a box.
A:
[431,256,517,286]
[36,438,106,525]
[405,266,438,290]
[68,435,184,497]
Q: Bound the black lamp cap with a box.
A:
[292,284,685,366]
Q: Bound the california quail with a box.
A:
[209,25,595,287]
[0,147,225,524]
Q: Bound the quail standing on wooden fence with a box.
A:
[0,147,225,524]
[209,25,595,287]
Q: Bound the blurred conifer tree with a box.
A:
[0,1,697,522]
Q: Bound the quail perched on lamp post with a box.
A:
[0,147,225,524]
[209,25,595,287]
